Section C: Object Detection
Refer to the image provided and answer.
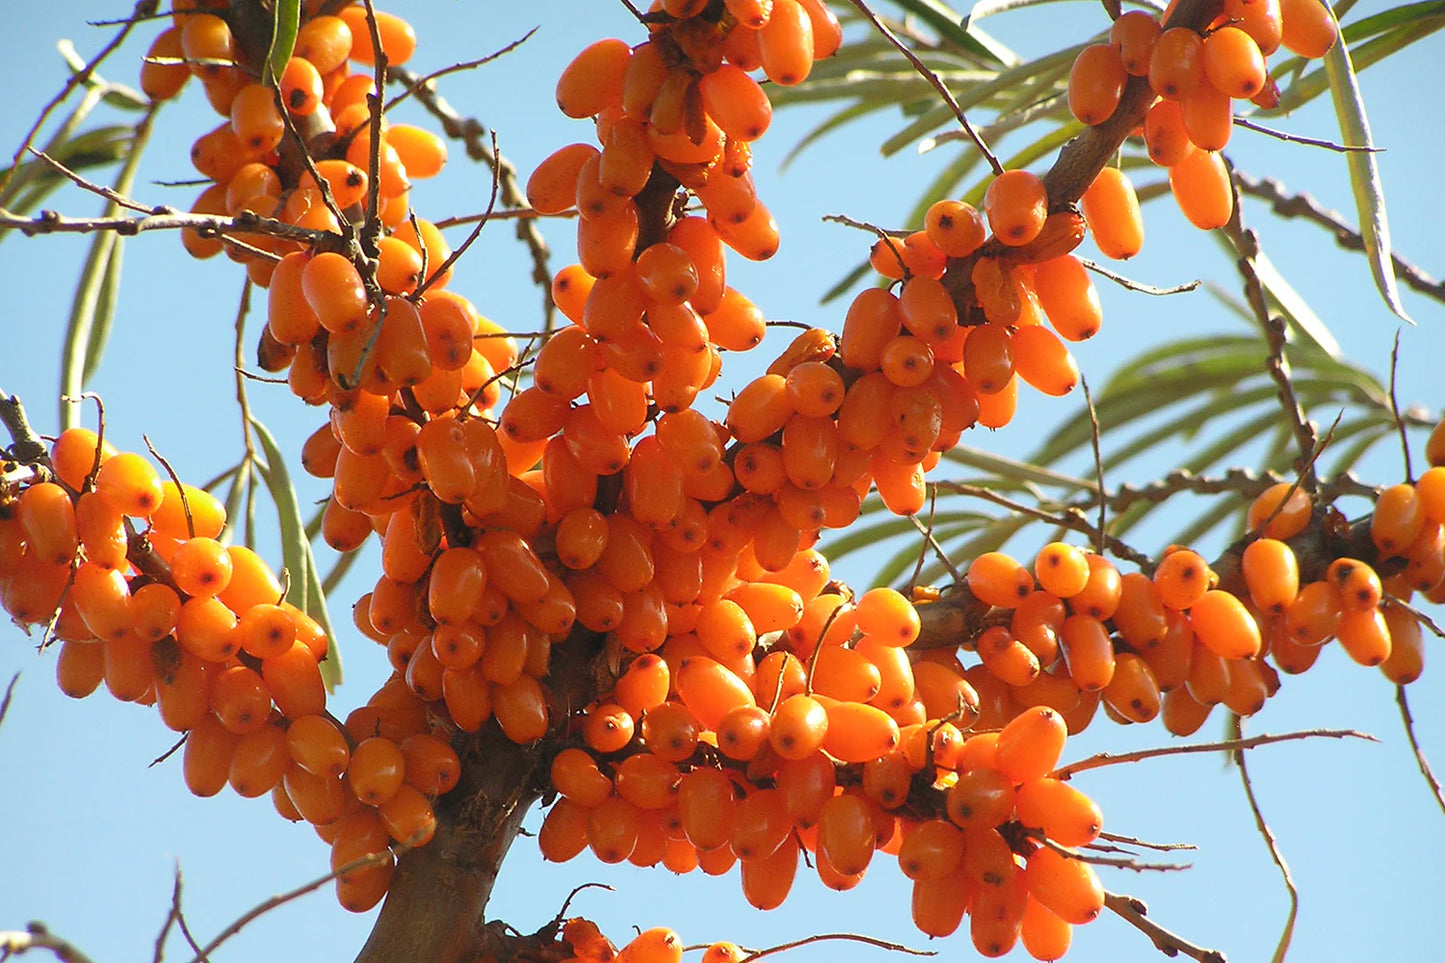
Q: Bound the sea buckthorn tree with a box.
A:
[0,2,1441,963]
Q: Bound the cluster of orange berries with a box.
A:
[0,426,456,911]
[1068,0,1340,229]
[942,473,1434,744]
[143,0,449,294]
[542,648,1108,963]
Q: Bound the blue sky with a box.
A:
[1,3,1441,962]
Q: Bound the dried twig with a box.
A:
[1396,685,1445,817]
[383,31,538,114]
[1222,174,1319,493]
[1106,892,1227,963]
[0,206,334,246]
[1095,830,1199,853]
[0,672,19,733]
[1034,835,1191,873]
[1387,330,1413,482]
[388,66,556,330]
[1079,258,1202,296]
[1053,728,1377,780]
[1231,716,1298,963]
[1234,116,1383,153]
[844,0,1001,175]
[929,481,1153,570]
[0,923,96,963]
[181,849,399,963]
[1233,171,1445,305]
[0,0,152,197]
[738,932,935,963]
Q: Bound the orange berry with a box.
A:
[1068,44,1127,125]
[1203,26,1266,98]
[1080,166,1144,259]
[1149,27,1204,100]
[1169,149,1233,230]
[1247,482,1312,538]
[1190,590,1262,659]
[995,705,1067,783]
[985,169,1049,247]
[1025,847,1104,924]
[1280,0,1339,58]
[1111,10,1162,75]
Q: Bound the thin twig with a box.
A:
[0,0,152,197]
[844,0,1000,175]
[1079,258,1201,296]
[1396,685,1445,817]
[929,480,1152,570]
[0,672,19,733]
[149,733,187,768]
[738,932,934,963]
[908,509,965,583]
[0,207,334,246]
[1096,830,1199,853]
[383,30,538,114]
[1223,173,1320,493]
[1234,116,1383,153]
[1230,716,1298,963]
[0,923,96,963]
[388,66,556,331]
[1105,892,1228,963]
[432,207,576,228]
[26,147,151,213]
[1387,330,1413,482]
[1053,728,1377,780]
[182,850,398,963]
[1034,835,1191,872]
[412,128,502,302]
[1233,171,1445,305]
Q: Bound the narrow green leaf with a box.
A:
[1323,25,1412,323]
[59,235,118,431]
[891,0,1015,63]
[57,108,155,429]
[83,238,123,386]
[249,417,343,689]
[819,260,872,306]
[1272,19,1444,115]
[940,445,1095,490]
[781,101,888,171]
[266,0,302,87]
[1251,248,1343,357]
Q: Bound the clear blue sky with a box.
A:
[1,3,1441,962]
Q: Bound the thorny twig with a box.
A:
[1033,835,1191,873]
[1223,172,1319,493]
[181,849,401,963]
[1233,171,1445,305]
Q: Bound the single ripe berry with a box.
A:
[985,169,1049,247]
